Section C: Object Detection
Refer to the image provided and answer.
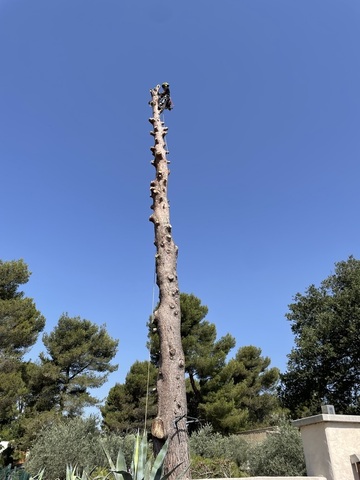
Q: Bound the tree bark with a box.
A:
[148,85,191,479]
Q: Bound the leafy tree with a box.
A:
[280,256,360,416]
[0,259,45,436]
[101,360,157,433]
[40,314,118,416]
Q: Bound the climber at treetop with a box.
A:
[158,82,173,113]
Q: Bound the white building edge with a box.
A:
[292,407,360,480]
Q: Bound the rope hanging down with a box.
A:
[143,261,157,432]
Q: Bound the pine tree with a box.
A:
[0,259,45,436]
[148,84,190,478]
[199,346,280,433]
[101,360,157,433]
[148,294,280,433]
[40,313,118,416]
[148,293,235,425]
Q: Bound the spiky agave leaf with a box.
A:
[80,469,92,480]
[131,432,141,479]
[66,465,80,480]
[135,434,148,480]
[149,440,186,480]
[147,440,168,480]
[160,463,188,480]
[111,471,133,480]
[143,460,152,480]
[101,442,128,480]
[115,449,128,474]
[102,431,184,480]
[29,468,45,480]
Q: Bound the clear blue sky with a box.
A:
[1,0,360,409]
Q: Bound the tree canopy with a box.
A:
[101,360,157,433]
[0,259,45,435]
[105,293,280,434]
[198,346,280,433]
[148,293,236,417]
[0,259,45,357]
[279,256,360,416]
[40,314,119,416]
[0,258,121,447]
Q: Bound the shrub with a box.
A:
[99,432,136,469]
[189,425,248,477]
[25,417,132,480]
[247,421,306,476]
[190,456,244,479]
[190,424,228,458]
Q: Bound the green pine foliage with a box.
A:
[40,314,118,416]
[0,258,119,446]
[199,346,281,433]
[0,259,45,438]
[0,259,45,357]
[101,361,157,433]
[145,293,281,434]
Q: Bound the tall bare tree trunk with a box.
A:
[148,84,190,479]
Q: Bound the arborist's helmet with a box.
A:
[162,82,169,89]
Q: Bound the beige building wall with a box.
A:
[293,414,360,480]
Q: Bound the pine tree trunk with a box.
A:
[148,85,191,479]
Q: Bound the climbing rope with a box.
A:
[144,260,157,433]
[161,112,170,157]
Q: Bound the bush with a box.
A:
[25,417,132,480]
[247,421,306,476]
[189,425,248,476]
[190,424,228,458]
[98,432,136,468]
[190,456,243,479]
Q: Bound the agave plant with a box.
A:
[30,469,45,480]
[102,432,183,480]
[65,465,95,480]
